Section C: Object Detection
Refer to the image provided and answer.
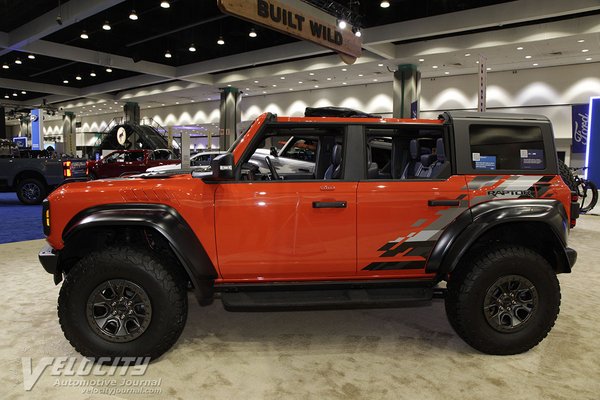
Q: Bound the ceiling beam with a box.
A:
[362,43,396,60]
[0,77,81,97]
[0,0,126,57]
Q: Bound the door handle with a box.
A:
[428,199,461,207]
[313,201,347,208]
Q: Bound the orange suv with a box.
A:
[39,108,578,359]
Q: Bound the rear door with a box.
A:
[356,124,469,278]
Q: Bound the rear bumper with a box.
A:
[565,247,577,269]
[39,244,61,283]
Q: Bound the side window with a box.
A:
[365,127,450,180]
[469,125,545,171]
[106,152,125,162]
[239,127,344,181]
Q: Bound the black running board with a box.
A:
[220,287,433,311]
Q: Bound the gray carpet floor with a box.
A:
[1,215,599,399]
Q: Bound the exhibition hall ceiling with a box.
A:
[0,0,599,116]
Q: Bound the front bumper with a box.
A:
[566,247,577,269]
[39,244,61,284]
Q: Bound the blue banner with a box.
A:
[572,103,589,154]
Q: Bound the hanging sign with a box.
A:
[217,0,362,64]
[571,103,589,154]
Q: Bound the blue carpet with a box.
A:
[0,193,45,244]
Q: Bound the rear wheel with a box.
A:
[445,245,560,355]
[58,247,188,360]
[558,160,577,191]
[16,178,46,205]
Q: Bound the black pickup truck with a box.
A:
[0,140,86,204]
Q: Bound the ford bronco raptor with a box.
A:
[39,108,578,359]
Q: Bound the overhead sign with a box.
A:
[217,0,362,64]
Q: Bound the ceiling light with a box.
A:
[327,77,332,81]
[165,50,172,58]
[342,82,347,85]
[378,63,384,67]
[262,91,267,94]
[227,84,232,87]
[464,53,471,57]
[76,75,82,80]
[354,29,361,38]
[129,10,138,20]
[341,68,347,72]
[582,49,589,53]
[272,84,277,87]
[578,39,585,43]
[289,88,293,91]
[314,85,319,88]
[432,65,438,69]
[373,78,378,82]
[358,73,363,77]
[476,60,479,64]
[245,88,249,90]
[106,67,112,73]
[28,54,35,59]
[309,72,315,76]
[80,31,89,39]
[90,71,96,77]
[92,105,96,107]
[444,71,450,75]
[4,95,8,99]
[249,28,257,38]
[254,80,259,83]
[12,92,17,96]
[217,36,225,45]
[2,63,9,69]
[21,91,26,94]
[14,58,22,64]
[280,76,285,80]
[517,46,524,50]
[160,1,170,8]
[418,58,424,62]
[585,57,592,61]
[525,55,532,59]
[102,21,111,30]
[338,20,347,29]
[380,1,390,8]
[188,44,196,52]
[63,80,69,84]
[486,67,492,71]
[161,103,165,106]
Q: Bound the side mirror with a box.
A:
[211,153,235,180]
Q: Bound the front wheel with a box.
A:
[445,245,560,355]
[16,178,46,205]
[58,247,188,360]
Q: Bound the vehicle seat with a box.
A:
[415,154,438,178]
[401,139,422,178]
[429,138,448,178]
[324,144,343,179]
[367,162,379,179]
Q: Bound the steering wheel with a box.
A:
[264,156,280,180]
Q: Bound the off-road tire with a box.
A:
[58,247,188,360]
[558,159,577,191]
[445,245,560,355]
[16,178,46,205]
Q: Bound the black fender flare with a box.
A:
[62,203,217,301]
[426,199,571,277]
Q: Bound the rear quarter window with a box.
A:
[469,125,545,171]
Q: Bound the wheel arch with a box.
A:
[13,170,48,188]
[427,199,572,278]
[60,203,217,304]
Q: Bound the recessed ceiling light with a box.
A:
[12,92,17,96]
[188,44,196,52]
[90,71,96,77]
[129,10,138,20]
[175,102,179,104]
[92,105,96,108]
[533,63,539,66]
[444,71,450,75]
[577,39,585,43]
[164,50,172,58]
[245,87,250,90]
[586,57,593,61]
[327,77,332,81]
[378,63,384,67]
[249,28,257,38]
[517,47,524,50]
[114,101,118,104]
[3,95,8,99]
[464,53,471,57]
[582,49,589,53]
[262,91,267,94]
[2,63,9,69]
[298,81,303,84]
[160,1,170,8]
[309,72,315,76]
[106,67,112,72]
[289,88,293,91]
[272,84,277,87]
[525,55,532,59]
[341,68,347,71]
[280,76,285,80]
[102,21,111,30]
[380,1,390,8]
[76,75,82,80]
[476,60,479,64]
[63,80,69,84]
[418,58,424,62]
[373,78,378,82]
[254,80,259,83]
[358,74,363,77]
[21,91,26,94]
[161,103,165,106]
[217,36,225,45]
[432,65,438,69]
[314,85,319,88]
[486,67,492,71]
[15,58,22,64]
[342,82,347,85]
[28,54,35,59]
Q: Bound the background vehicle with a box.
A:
[40,109,577,360]
[87,149,179,179]
[146,151,225,172]
[0,140,86,205]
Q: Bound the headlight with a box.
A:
[42,199,50,235]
